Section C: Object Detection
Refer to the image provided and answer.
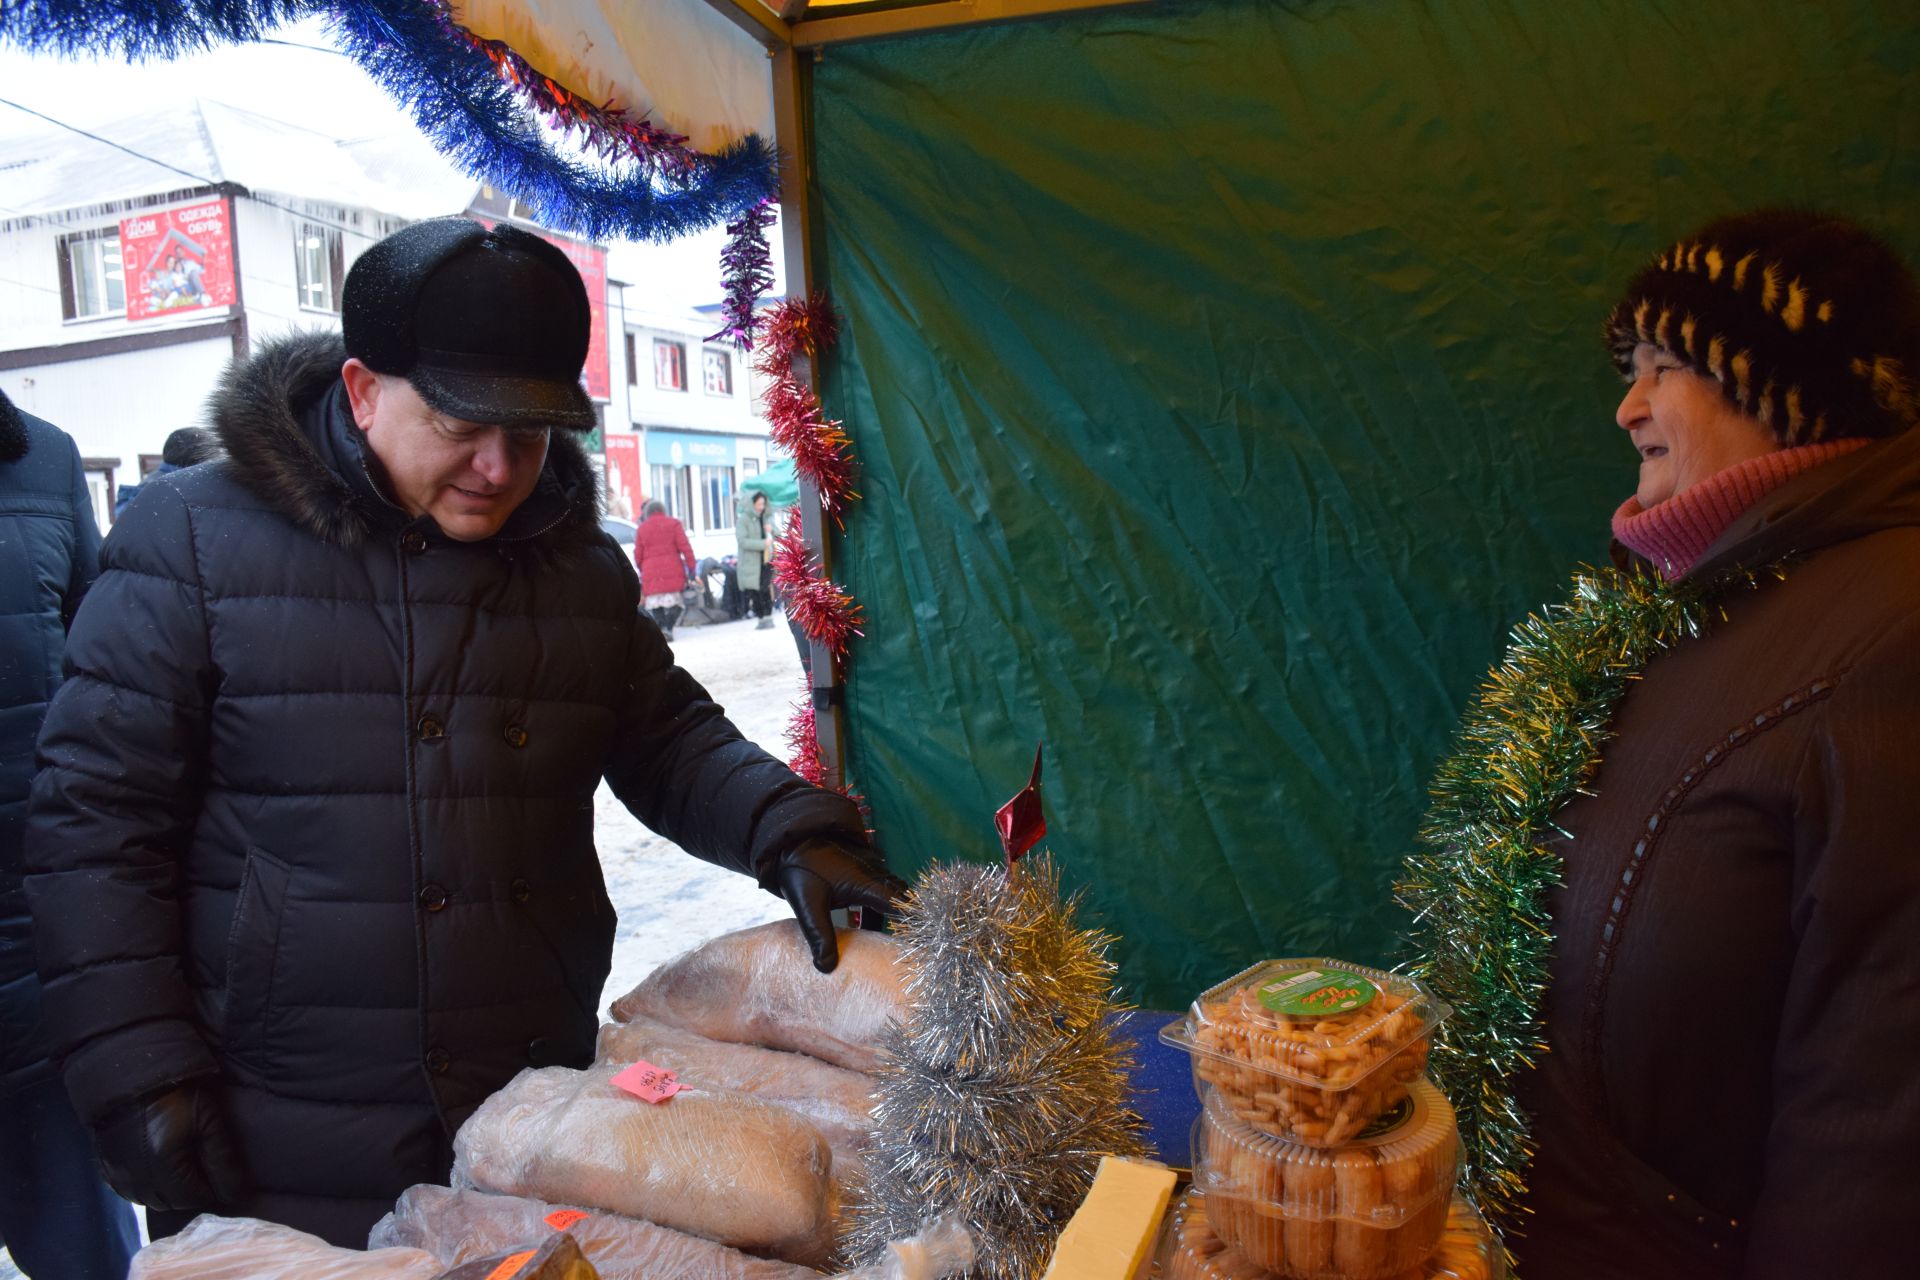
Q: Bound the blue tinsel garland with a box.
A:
[0,0,778,244]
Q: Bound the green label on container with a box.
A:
[1257,968,1377,1016]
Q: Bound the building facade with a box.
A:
[604,300,775,564]
[0,98,774,549]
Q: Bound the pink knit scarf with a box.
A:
[1611,439,1871,580]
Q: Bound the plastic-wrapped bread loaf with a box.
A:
[596,1013,877,1152]
[430,1233,597,1280]
[451,1064,835,1265]
[609,920,904,1071]
[130,1215,442,1279]
[371,1185,823,1280]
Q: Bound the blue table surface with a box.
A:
[1111,1009,1200,1170]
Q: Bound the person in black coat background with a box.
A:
[23,220,905,1247]
[0,391,140,1278]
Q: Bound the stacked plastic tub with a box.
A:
[1158,960,1502,1280]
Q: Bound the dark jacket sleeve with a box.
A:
[24,480,219,1126]
[1744,609,1920,1278]
[601,599,867,885]
[60,435,103,626]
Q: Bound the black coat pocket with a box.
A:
[222,846,294,1050]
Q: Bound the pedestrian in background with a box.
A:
[634,498,698,642]
[113,425,220,521]
[0,389,140,1279]
[737,488,774,628]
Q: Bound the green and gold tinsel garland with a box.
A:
[1396,562,1776,1242]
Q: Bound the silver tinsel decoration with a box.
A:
[842,854,1148,1280]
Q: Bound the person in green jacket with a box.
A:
[736,489,774,628]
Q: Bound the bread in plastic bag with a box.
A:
[428,1231,598,1280]
[596,1013,877,1155]
[451,1063,834,1264]
[371,1185,824,1280]
[608,920,904,1071]
[129,1214,442,1279]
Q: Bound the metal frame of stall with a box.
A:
[692,0,1151,786]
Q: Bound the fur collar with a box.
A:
[0,389,28,463]
[209,332,604,549]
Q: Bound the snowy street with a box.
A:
[0,610,812,1278]
[594,609,818,1010]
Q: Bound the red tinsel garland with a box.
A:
[756,297,859,523]
[424,0,700,179]
[772,522,864,657]
[761,295,866,792]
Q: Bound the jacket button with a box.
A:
[528,1036,552,1064]
[503,724,529,748]
[402,530,428,554]
[419,883,449,912]
[416,714,445,742]
[510,878,531,904]
[426,1047,451,1075]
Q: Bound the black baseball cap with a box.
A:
[342,218,596,431]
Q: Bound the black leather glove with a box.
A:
[92,1078,249,1212]
[774,839,909,973]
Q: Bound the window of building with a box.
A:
[695,465,735,533]
[625,333,638,386]
[703,348,732,396]
[742,457,760,476]
[650,463,688,521]
[82,458,119,528]
[654,339,687,391]
[57,227,126,320]
[295,222,345,313]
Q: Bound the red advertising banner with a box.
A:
[120,197,235,321]
[603,432,644,521]
[547,235,610,402]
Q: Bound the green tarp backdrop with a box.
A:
[812,0,1920,1007]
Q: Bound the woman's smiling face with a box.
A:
[1616,343,1779,508]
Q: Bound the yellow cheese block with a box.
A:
[1042,1156,1180,1280]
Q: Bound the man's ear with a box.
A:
[340,358,381,433]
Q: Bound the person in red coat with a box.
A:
[634,499,698,641]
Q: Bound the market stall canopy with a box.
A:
[455,0,774,150]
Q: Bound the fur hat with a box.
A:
[1605,209,1920,443]
[342,218,595,432]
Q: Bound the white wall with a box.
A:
[2,336,234,494]
[231,195,398,344]
[625,313,767,438]
[0,211,231,352]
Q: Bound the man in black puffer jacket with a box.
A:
[23,220,903,1246]
[0,391,140,1278]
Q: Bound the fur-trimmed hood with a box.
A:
[208,331,603,549]
[0,388,28,464]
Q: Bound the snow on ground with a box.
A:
[0,611,810,1278]
[595,609,817,1012]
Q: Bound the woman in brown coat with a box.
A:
[1409,210,1920,1279]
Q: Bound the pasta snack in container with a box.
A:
[1159,960,1450,1148]
[1190,1078,1460,1279]
[1155,1188,1502,1280]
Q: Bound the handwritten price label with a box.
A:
[544,1209,589,1231]
[611,1059,683,1104]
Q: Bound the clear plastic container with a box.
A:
[1159,960,1450,1148]
[1155,1186,1502,1280]
[1190,1077,1460,1280]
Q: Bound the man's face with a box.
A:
[342,359,550,542]
[1616,343,1778,508]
